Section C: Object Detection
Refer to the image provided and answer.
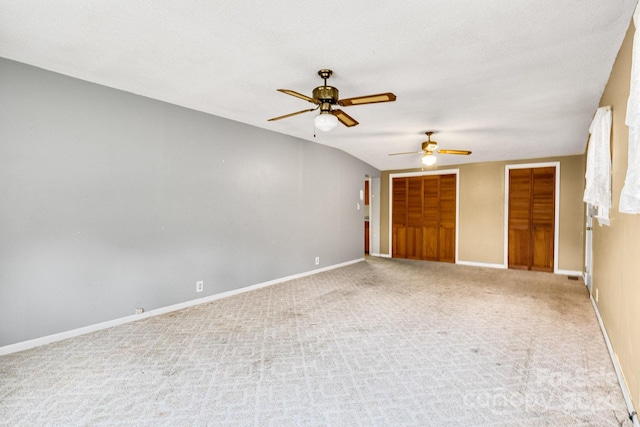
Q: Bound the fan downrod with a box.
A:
[314,69,339,104]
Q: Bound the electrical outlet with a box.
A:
[196,280,204,293]
[135,308,144,315]
[315,257,320,265]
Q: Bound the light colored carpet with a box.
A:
[0,257,632,426]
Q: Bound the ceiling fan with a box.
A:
[268,69,396,131]
[389,131,472,166]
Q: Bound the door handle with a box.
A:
[586,226,592,231]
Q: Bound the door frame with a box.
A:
[504,162,560,273]
[388,169,460,262]
[364,175,372,256]
[369,177,381,256]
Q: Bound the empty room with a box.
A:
[1,1,639,426]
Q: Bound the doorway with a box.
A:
[506,165,557,272]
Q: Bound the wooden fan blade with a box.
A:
[438,149,472,155]
[388,150,425,156]
[268,108,317,121]
[277,89,319,104]
[338,92,397,107]
[332,109,359,127]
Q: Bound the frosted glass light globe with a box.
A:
[422,154,437,166]
[314,112,338,131]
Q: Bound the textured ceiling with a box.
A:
[0,1,636,170]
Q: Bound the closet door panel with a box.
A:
[422,176,440,260]
[421,228,439,260]
[406,177,423,259]
[508,169,532,269]
[508,228,531,270]
[392,178,408,258]
[531,167,555,271]
[439,174,456,263]
[393,227,407,258]
[532,225,554,271]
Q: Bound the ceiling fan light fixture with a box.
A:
[314,111,338,131]
[270,69,396,130]
[422,153,437,166]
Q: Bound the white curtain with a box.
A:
[583,106,612,224]
[620,3,640,213]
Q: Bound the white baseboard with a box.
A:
[0,313,144,357]
[590,296,639,427]
[456,262,582,277]
[370,256,582,280]
[0,258,364,356]
[456,260,507,269]
[555,269,583,277]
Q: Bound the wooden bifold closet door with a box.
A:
[508,167,555,272]
[392,174,456,262]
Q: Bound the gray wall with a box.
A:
[0,58,378,347]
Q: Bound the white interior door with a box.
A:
[584,203,595,290]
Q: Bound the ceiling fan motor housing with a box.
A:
[313,86,339,104]
[422,141,439,152]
